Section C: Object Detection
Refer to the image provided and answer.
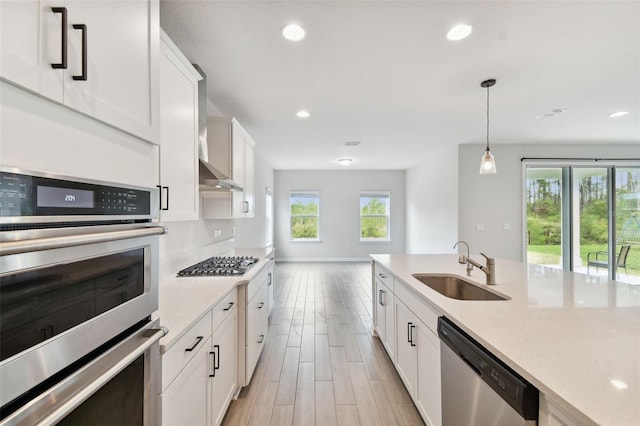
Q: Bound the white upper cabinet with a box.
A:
[158,31,201,222]
[0,0,159,144]
[203,117,256,219]
[0,0,65,102]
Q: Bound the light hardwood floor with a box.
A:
[222,262,424,426]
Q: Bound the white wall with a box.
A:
[274,170,406,261]
[405,144,459,253]
[458,143,638,261]
[235,151,275,248]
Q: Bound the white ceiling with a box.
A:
[160,0,640,170]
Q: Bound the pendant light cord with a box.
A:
[486,85,490,153]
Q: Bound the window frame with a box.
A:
[359,191,391,242]
[289,191,320,242]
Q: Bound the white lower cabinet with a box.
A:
[245,278,268,383]
[374,277,395,361]
[394,299,442,426]
[161,334,210,426]
[538,394,584,426]
[209,304,237,426]
[161,288,238,426]
[372,261,441,426]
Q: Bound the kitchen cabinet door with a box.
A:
[395,300,417,396]
[374,278,387,343]
[242,136,255,218]
[63,0,159,142]
[209,307,237,426]
[158,31,200,222]
[161,335,209,426]
[1,0,65,102]
[245,280,268,384]
[415,321,441,426]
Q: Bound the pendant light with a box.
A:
[479,78,497,175]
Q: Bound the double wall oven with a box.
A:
[0,167,166,425]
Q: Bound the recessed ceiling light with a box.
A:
[338,158,353,166]
[296,110,310,118]
[282,24,305,42]
[611,379,628,390]
[446,24,472,41]
[608,111,629,118]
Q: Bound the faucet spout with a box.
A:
[453,241,473,276]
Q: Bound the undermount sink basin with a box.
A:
[411,274,509,301]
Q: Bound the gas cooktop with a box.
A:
[177,256,259,277]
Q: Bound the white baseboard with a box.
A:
[275,257,370,262]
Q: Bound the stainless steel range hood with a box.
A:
[193,64,243,192]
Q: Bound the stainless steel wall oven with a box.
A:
[0,167,166,425]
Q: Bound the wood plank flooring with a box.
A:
[222,262,424,426]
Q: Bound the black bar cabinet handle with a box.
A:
[185,336,203,352]
[72,24,87,81]
[378,273,387,279]
[410,324,416,347]
[156,185,162,211]
[268,272,272,286]
[258,335,264,344]
[51,7,67,69]
[209,351,216,377]
[243,201,249,213]
[156,186,169,211]
[407,322,413,345]
[379,289,384,306]
[214,344,220,370]
[164,186,169,210]
[223,302,234,311]
[258,302,265,309]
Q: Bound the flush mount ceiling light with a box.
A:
[338,158,353,166]
[479,78,497,175]
[282,24,306,41]
[608,111,629,118]
[296,110,310,118]
[447,24,472,41]
[535,108,568,119]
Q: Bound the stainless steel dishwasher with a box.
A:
[438,317,539,426]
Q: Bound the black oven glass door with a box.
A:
[0,249,144,362]
[58,355,144,426]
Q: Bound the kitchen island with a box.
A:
[371,254,640,425]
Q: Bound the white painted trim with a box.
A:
[275,257,370,262]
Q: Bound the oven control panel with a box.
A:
[0,170,153,221]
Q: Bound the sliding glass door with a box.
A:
[525,164,639,284]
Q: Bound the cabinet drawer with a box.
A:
[374,263,394,292]
[161,311,212,392]
[395,280,440,334]
[246,282,268,381]
[246,264,269,302]
[213,287,237,332]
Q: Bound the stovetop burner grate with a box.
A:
[177,256,259,277]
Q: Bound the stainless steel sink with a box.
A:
[411,274,509,301]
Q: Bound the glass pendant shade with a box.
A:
[479,149,497,174]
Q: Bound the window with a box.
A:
[360,192,390,241]
[525,164,639,284]
[290,192,320,240]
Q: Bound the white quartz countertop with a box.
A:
[370,254,640,425]
[158,246,274,352]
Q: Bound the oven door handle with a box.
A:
[0,225,166,256]
[0,324,168,426]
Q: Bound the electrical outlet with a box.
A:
[476,223,484,232]
[503,223,511,231]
